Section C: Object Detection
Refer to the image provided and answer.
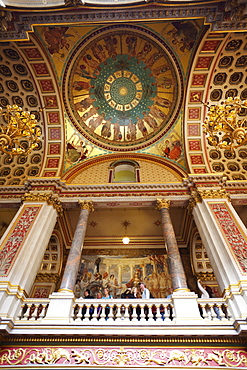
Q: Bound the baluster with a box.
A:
[92,304,99,321]
[159,304,165,321]
[75,304,82,321]
[120,304,126,320]
[28,303,38,320]
[139,303,146,322]
[170,304,175,321]
[164,304,170,320]
[36,304,44,319]
[215,303,224,320]
[115,303,122,321]
[200,303,207,319]
[107,303,114,321]
[19,303,28,320]
[223,304,231,320]
[84,302,91,321]
[208,304,216,320]
[131,303,141,322]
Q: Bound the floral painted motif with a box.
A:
[210,203,247,274]
[0,206,40,276]
[0,346,247,367]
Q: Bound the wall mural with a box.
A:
[75,254,172,298]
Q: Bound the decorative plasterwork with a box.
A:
[22,192,63,214]
[185,31,247,179]
[0,1,246,41]
[0,345,247,367]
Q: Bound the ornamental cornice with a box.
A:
[22,192,63,214]
[156,198,170,210]
[1,1,247,41]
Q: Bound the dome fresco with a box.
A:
[64,25,182,151]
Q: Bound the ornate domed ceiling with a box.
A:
[63,25,183,151]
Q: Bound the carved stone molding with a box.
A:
[35,273,60,283]
[22,192,63,214]
[156,198,170,210]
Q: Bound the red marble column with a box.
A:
[156,199,189,292]
[59,200,94,293]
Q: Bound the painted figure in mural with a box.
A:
[72,80,91,91]
[82,54,101,71]
[153,96,172,109]
[66,139,92,163]
[167,21,199,53]
[126,35,137,57]
[142,112,158,129]
[101,118,112,138]
[103,35,118,59]
[126,119,137,141]
[145,52,162,69]
[43,26,73,55]
[137,42,152,61]
[91,42,107,63]
[94,258,101,274]
[74,97,95,112]
[74,64,93,79]
[137,116,148,137]
[108,274,121,297]
[88,115,104,132]
[151,64,170,77]
[113,121,122,141]
[82,106,98,120]
[149,105,166,120]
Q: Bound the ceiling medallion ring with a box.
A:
[63,24,183,151]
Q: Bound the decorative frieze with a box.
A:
[0,346,247,367]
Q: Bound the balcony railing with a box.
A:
[18,297,231,323]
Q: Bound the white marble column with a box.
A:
[0,192,60,322]
[191,188,247,321]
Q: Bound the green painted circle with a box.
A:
[109,75,137,105]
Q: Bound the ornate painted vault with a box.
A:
[1,0,247,368]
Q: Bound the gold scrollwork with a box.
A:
[1,347,247,367]
[22,192,63,214]
[197,189,231,202]
[35,273,60,283]
[78,200,94,212]
[156,198,170,210]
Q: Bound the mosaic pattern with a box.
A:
[64,25,182,151]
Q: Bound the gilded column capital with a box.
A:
[197,188,231,202]
[156,198,170,210]
[78,200,94,212]
[22,192,63,214]
[187,190,202,212]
